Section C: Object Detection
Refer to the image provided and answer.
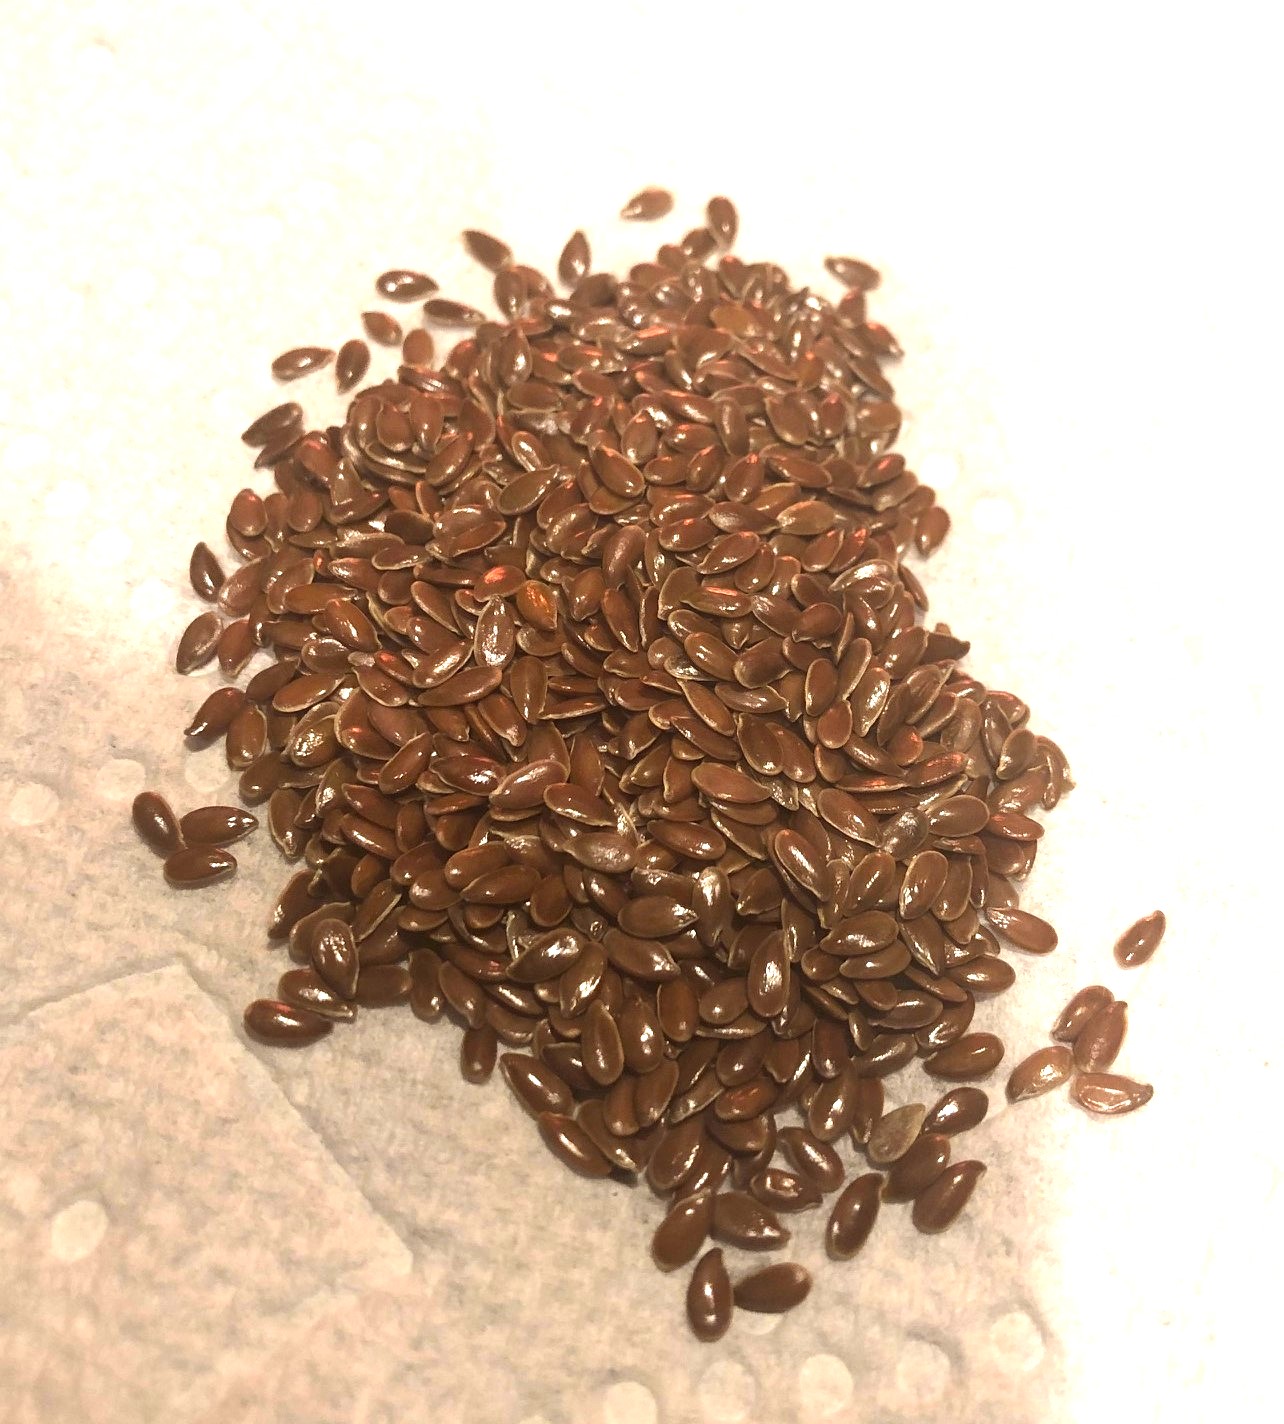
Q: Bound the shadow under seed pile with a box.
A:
[136,191,1156,1342]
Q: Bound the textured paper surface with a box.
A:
[0,4,1276,1422]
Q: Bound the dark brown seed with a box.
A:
[243,999,332,1047]
[189,542,225,601]
[500,1054,573,1118]
[1051,985,1114,1042]
[132,791,181,856]
[361,311,402,345]
[826,1173,882,1259]
[163,847,235,888]
[278,968,356,1023]
[1007,1044,1074,1102]
[922,1087,989,1137]
[806,1066,860,1142]
[582,1001,625,1085]
[176,612,221,673]
[1073,1001,1128,1072]
[706,196,738,247]
[749,1168,822,1213]
[621,187,674,221]
[423,298,486,326]
[778,1127,844,1193]
[1114,911,1166,968]
[687,1248,732,1342]
[925,1032,1004,1080]
[271,347,333,381]
[311,917,358,999]
[1070,1073,1154,1115]
[462,228,512,271]
[824,255,881,290]
[335,338,370,392]
[352,965,412,1007]
[558,230,591,286]
[537,1112,612,1178]
[712,1192,790,1250]
[179,805,258,847]
[732,1262,811,1313]
[653,1190,714,1271]
[241,401,301,446]
[912,1161,986,1232]
[376,270,437,301]
[883,1133,950,1202]
[460,1024,498,1084]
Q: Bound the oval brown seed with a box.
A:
[352,965,412,1007]
[376,269,437,301]
[536,1112,612,1178]
[311,917,358,999]
[460,1024,498,1084]
[176,611,222,673]
[335,338,370,392]
[706,196,738,247]
[1114,910,1166,968]
[712,1192,790,1251]
[826,1173,882,1259]
[582,1001,625,1086]
[922,1087,989,1137]
[621,187,674,221]
[132,791,181,856]
[925,1032,1004,1080]
[687,1248,732,1342]
[361,310,402,345]
[241,400,302,446]
[558,230,591,286]
[653,1190,715,1271]
[912,1160,986,1233]
[1070,1072,1154,1116]
[883,1133,950,1202]
[189,542,225,601]
[163,847,235,888]
[462,228,512,271]
[866,1103,928,1165]
[806,1066,860,1142]
[243,999,332,1047]
[778,1127,845,1193]
[749,1168,822,1214]
[1073,1001,1128,1072]
[1007,1044,1074,1102]
[1051,985,1114,1043]
[732,1262,811,1313]
[179,805,258,847]
[500,1054,573,1118]
[986,906,1058,953]
[271,346,333,381]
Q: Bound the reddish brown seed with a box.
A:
[778,1127,844,1193]
[335,338,370,392]
[243,999,332,1047]
[163,847,236,888]
[352,965,412,1008]
[132,791,181,856]
[462,228,512,271]
[460,1024,498,1083]
[361,310,402,345]
[1051,985,1114,1043]
[732,1262,812,1313]
[271,346,333,381]
[1007,1044,1074,1102]
[189,542,225,601]
[176,612,221,673]
[278,969,356,1023]
[1070,1073,1154,1116]
[1073,1001,1128,1072]
[706,196,738,247]
[500,1054,573,1118]
[883,1133,950,1202]
[423,297,486,326]
[653,1190,715,1271]
[750,1168,822,1214]
[922,1087,989,1136]
[826,1173,882,1259]
[311,917,358,999]
[179,805,258,847]
[558,230,591,286]
[925,1033,1004,1080]
[621,187,674,221]
[912,1161,986,1233]
[241,401,302,446]
[986,907,1058,953]
[1114,911,1166,967]
[536,1112,612,1179]
[687,1248,732,1342]
[824,255,881,290]
[712,1192,790,1251]
[376,270,437,301]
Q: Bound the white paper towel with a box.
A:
[1,4,1277,1421]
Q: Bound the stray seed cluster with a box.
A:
[138,189,1162,1340]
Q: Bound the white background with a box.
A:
[0,3,1277,1422]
